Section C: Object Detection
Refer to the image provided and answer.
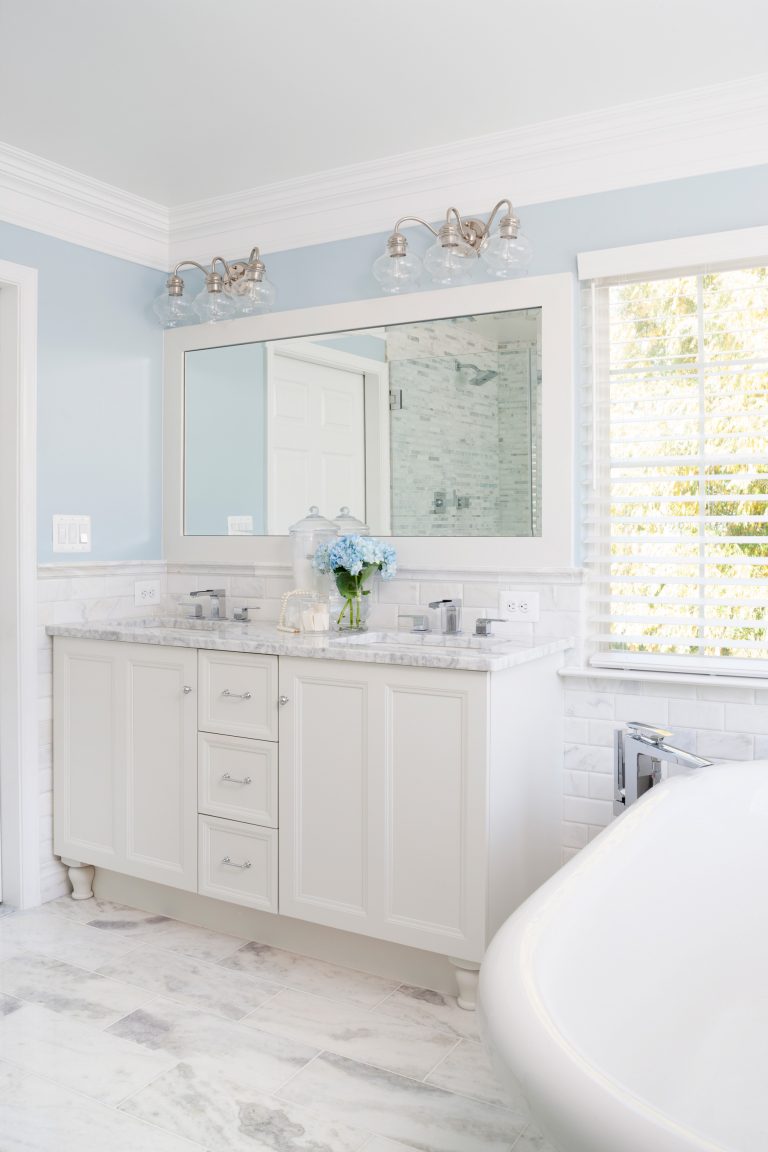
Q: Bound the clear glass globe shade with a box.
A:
[372,250,422,295]
[152,291,193,328]
[423,239,476,286]
[193,287,236,323]
[480,233,533,278]
[235,276,276,315]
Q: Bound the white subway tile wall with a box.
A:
[560,674,768,863]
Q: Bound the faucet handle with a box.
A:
[474,617,506,637]
[398,612,429,633]
[626,721,673,745]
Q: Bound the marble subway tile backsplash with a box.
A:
[559,672,768,863]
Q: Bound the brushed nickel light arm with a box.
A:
[372,196,531,294]
[153,246,276,326]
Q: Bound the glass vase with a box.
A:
[329,579,375,632]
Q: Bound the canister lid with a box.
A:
[333,506,370,535]
[288,506,337,535]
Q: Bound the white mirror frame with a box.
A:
[164,274,574,571]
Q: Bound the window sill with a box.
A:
[560,662,768,690]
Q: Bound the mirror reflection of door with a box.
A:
[267,348,366,534]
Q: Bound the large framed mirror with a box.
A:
[164,276,573,570]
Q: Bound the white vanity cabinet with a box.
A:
[53,632,565,974]
[53,638,198,892]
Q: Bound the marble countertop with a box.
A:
[46,618,573,673]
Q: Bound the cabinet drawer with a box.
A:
[198,733,278,828]
[198,651,278,740]
[198,815,277,912]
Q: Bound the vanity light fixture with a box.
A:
[152,247,276,327]
[372,200,532,294]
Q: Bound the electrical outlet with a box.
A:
[134,579,161,607]
[499,589,540,622]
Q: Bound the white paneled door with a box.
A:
[267,348,366,533]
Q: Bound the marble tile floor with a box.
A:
[0,897,555,1152]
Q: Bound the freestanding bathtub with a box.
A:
[479,760,768,1152]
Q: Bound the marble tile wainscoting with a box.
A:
[0,897,553,1152]
[36,560,585,901]
[560,670,768,861]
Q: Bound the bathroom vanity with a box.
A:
[50,620,569,999]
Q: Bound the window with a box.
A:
[585,263,768,673]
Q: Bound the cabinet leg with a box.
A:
[60,858,95,901]
[450,957,480,1011]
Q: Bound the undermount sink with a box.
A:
[331,630,520,652]
[134,616,257,632]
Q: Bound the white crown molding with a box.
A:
[170,73,768,264]
[2,75,768,271]
[0,140,169,269]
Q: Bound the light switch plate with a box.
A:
[228,515,254,535]
[499,589,540,621]
[52,515,91,553]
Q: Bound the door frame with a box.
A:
[0,259,40,908]
[265,340,391,534]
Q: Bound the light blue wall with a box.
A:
[184,343,267,535]
[199,164,768,313]
[3,163,767,562]
[0,221,165,562]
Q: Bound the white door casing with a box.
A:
[0,259,38,908]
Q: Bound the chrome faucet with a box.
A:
[190,588,227,620]
[474,617,506,637]
[398,612,430,633]
[429,598,462,635]
[614,721,711,815]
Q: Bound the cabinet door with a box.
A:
[123,643,198,891]
[54,638,198,893]
[279,657,488,958]
[375,665,488,959]
[54,638,122,870]
[278,658,372,931]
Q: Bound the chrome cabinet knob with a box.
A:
[183,685,193,694]
[279,695,289,706]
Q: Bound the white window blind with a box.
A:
[584,263,768,674]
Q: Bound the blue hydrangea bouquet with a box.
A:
[313,534,397,630]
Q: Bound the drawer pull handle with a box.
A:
[183,685,193,694]
[222,689,252,700]
[222,856,251,870]
[222,772,252,785]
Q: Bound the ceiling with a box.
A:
[1,0,767,207]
